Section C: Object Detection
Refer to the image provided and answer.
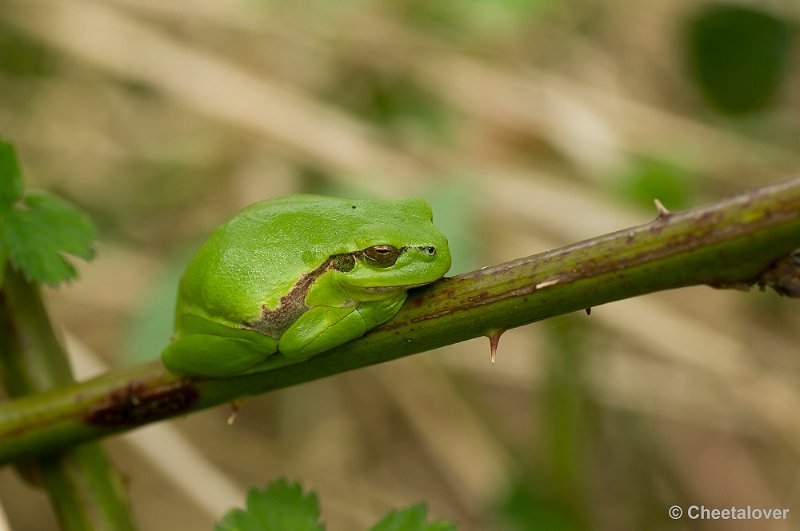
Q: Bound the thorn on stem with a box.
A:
[585,307,592,315]
[653,198,672,219]
[487,329,505,364]
[227,398,248,426]
[535,278,560,289]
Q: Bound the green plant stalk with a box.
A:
[0,268,137,530]
[0,177,798,466]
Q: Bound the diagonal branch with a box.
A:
[0,176,797,466]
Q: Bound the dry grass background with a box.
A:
[0,0,799,529]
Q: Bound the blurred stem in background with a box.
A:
[539,316,589,528]
[496,316,592,531]
[0,267,137,531]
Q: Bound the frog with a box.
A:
[161,195,451,377]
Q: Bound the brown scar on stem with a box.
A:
[86,380,198,426]
[756,248,800,297]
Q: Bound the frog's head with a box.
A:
[332,197,451,293]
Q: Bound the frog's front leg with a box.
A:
[278,306,365,359]
[278,293,407,359]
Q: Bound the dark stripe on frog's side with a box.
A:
[242,254,341,340]
[241,245,427,339]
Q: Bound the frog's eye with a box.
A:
[363,245,400,268]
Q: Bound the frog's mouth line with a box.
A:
[362,282,431,293]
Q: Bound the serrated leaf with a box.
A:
[0,191,97,286]
[369,503,456,531]
[0,139,23,205]
[215,479,324,531]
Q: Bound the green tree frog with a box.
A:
[162,195,451,377]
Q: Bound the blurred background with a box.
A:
[1,0,799,529]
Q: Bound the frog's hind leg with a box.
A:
[162,335,274,377]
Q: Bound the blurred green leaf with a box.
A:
[0,24,55,77]
[369,503,456,531]
[325,66,451,142]
[400,0,554,38]
[125,252,188,365]
[423,182,478,276]
[0,140,96,286]
[496,475,583,531]
[684,3,792,114]
[614,158,696,211]
[215,479,324,531]
[0,140,23,204]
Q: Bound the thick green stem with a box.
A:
[0,268,137,530]
[0,177,798,466]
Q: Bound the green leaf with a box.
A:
[369,503,456,531]
[613,157,696,212]
[0,192,97,286]
[684,4,792,114]
[0,139,23,205]
[0,141,97,286]
[214,479,324,531]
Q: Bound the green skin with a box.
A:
[162,195,451,377]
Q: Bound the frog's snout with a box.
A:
[404,244,441,263]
